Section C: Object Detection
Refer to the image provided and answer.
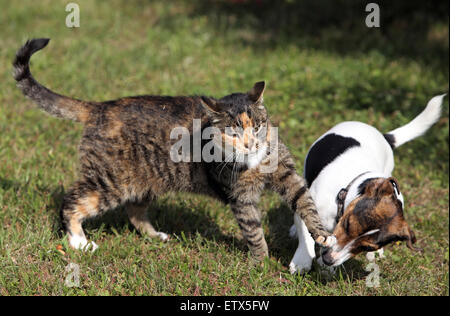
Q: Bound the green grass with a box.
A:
[0,0,448,295]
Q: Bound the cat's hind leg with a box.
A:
[60,182,103,251]
[126,201,169,241]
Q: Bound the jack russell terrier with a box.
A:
[289,94,446,274]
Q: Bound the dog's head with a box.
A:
[321,177,417,267]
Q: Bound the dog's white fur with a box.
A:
[289,94,445,274]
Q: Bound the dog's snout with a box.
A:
[321,248,334,266]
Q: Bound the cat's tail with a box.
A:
[13,38,93,123]
[383,94,446,149]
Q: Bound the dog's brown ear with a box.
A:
[377,177,399,196]
[395,223,420,252]
[388,177,401,194]
[405,227,421,252]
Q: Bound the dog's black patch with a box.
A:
[305,133,361,186]
[383,133,396,149]
[352,197,379,228]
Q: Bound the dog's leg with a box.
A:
[289,214,316,274]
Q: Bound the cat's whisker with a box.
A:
[215,150,234,170]
[218,151,236,179]
[231,154,240,184]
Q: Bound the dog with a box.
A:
[289,94,446,274]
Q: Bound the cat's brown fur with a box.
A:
[14,38,332,259]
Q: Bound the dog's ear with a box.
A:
[378,220,420,252]
[404,227,419,252]
[376,177,400,196]
[387,177,401,195]
[379,179,394,195]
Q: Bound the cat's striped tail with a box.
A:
[13,38,92,123]
[383,94,446,149]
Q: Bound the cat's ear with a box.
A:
[248,81,265,103]
[200,96,222,114]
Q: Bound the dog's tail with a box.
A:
[383,94,446,149]
[13,38,93,123]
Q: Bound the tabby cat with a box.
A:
[13,38,333,259]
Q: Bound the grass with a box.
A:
[0,0,448,295]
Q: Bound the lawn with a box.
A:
[0,0,448,295]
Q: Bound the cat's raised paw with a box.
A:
[315,235,337,247]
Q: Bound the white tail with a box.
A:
[386,94,446,148]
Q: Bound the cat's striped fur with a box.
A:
[13,38,331,259]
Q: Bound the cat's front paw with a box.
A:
[315,235,337,248]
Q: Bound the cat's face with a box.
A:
[202,81,271,169]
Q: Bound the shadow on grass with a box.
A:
[48,185,65,237]
[309,258,369,285]
[48,189,245,251]
[148,196,245,251]
[0,178,22,191]
[189,0,449,72]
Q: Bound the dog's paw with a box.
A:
[289,247,314,275]
[289,259,312,275]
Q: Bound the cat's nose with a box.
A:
[244,138,254,150]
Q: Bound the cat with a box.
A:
[13,38,334,259]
